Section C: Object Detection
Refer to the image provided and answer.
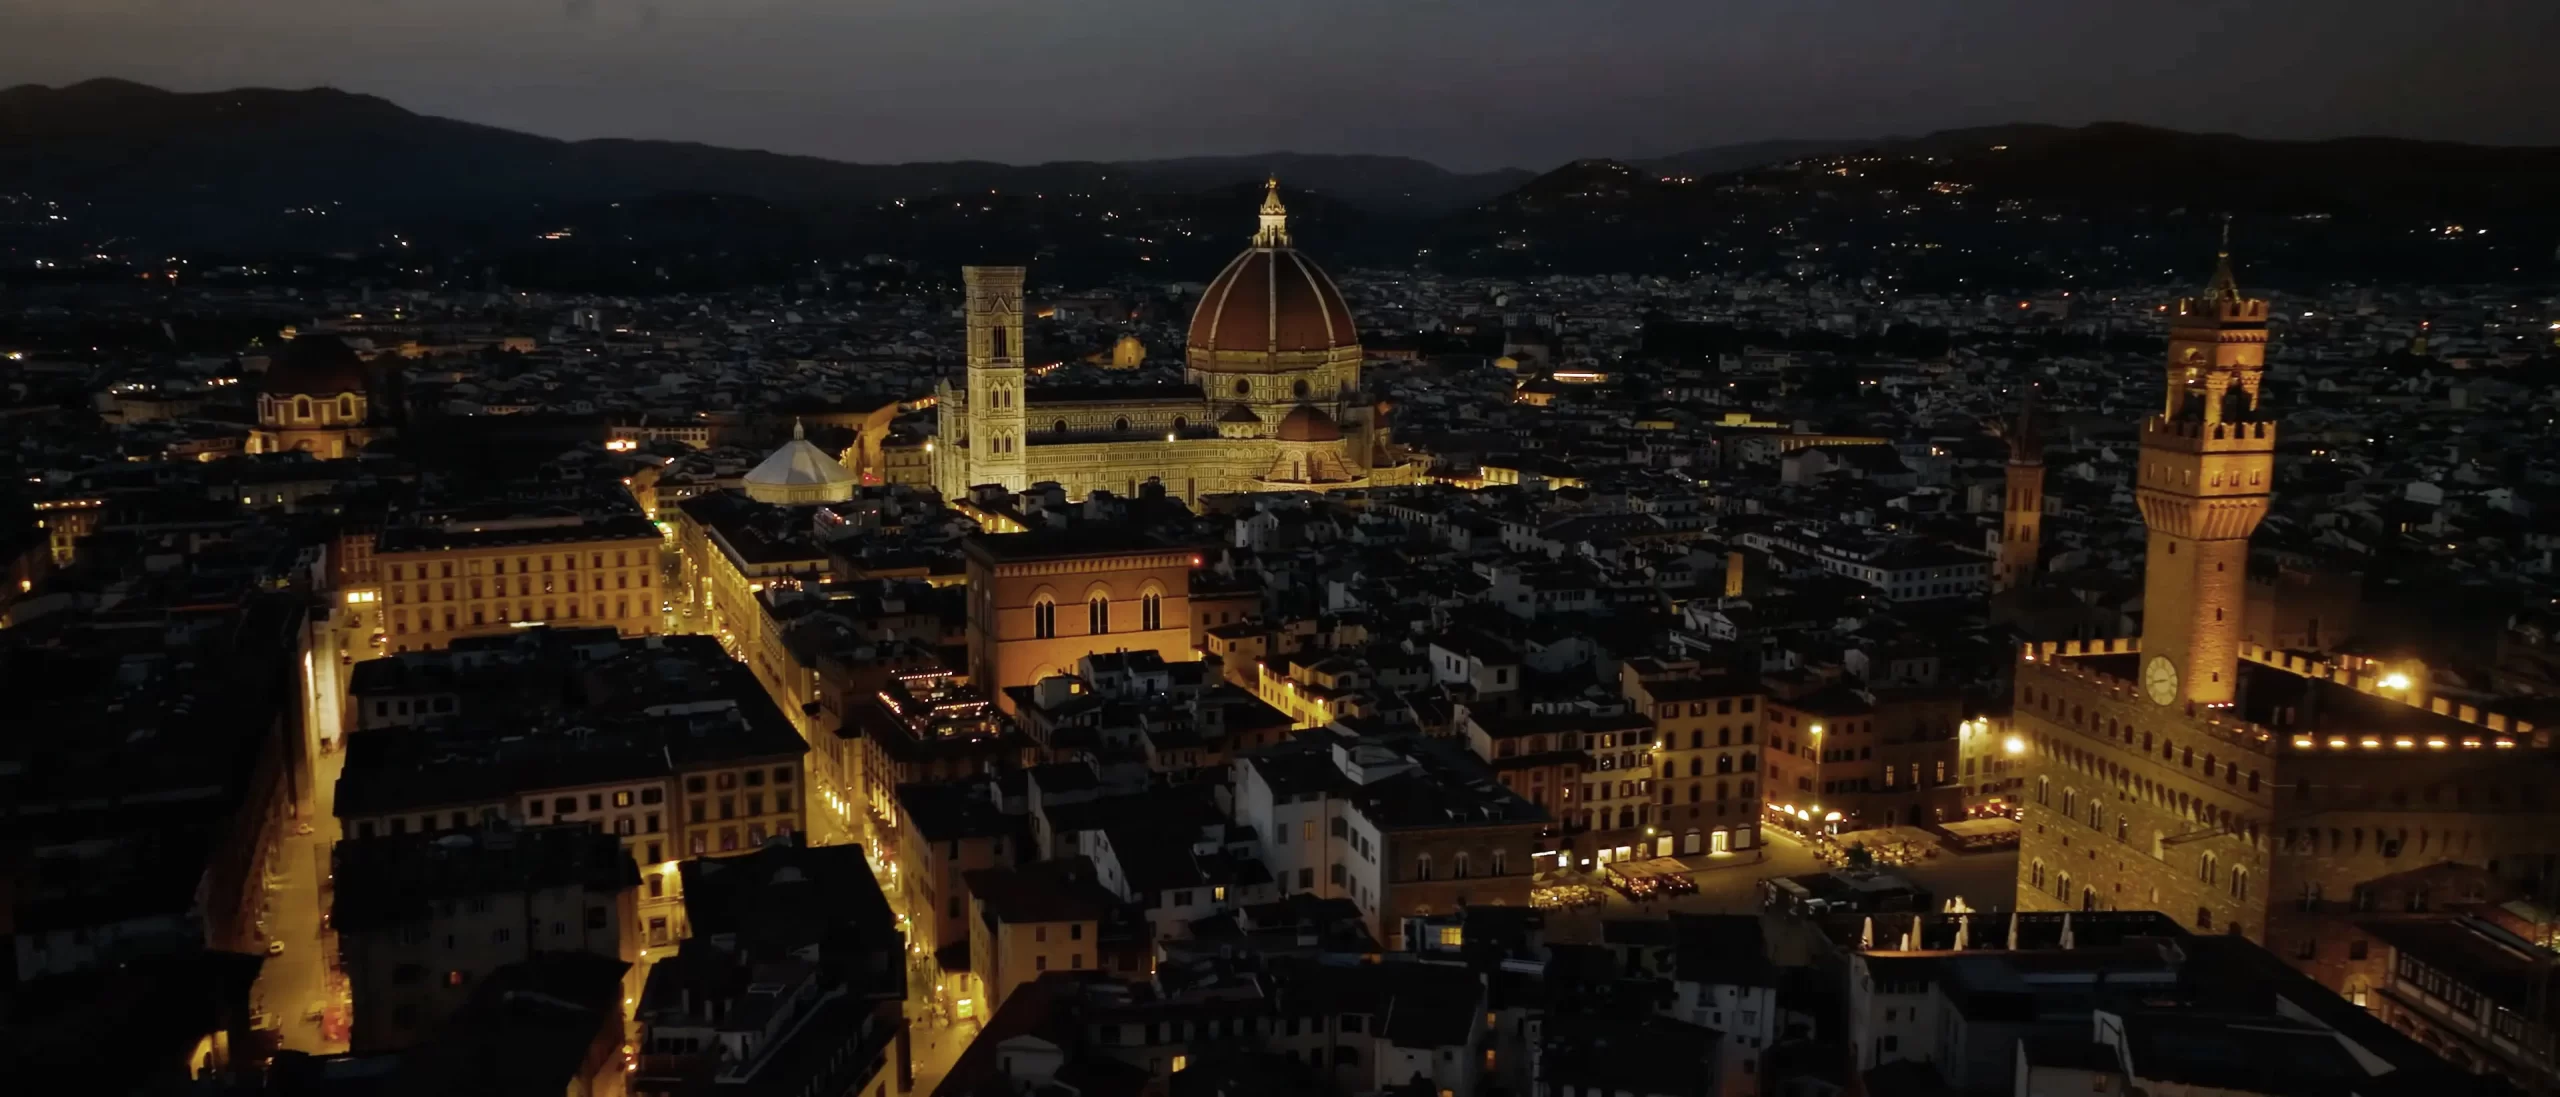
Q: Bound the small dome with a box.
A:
[1274,404,1341,443]
[1111,334,1147,366]
[263,335,369,395]
[742,420,855,504]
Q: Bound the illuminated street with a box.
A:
[253,606,355,1052]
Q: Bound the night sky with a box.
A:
[4,0,2552,171]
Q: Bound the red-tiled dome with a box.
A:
[1274,404,1341,443]
[262,335,369,395]
[1185,179,1357,361]
[1187,249,1356,358]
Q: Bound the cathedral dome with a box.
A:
[1274,404,1341,443]
[1185,179,1357,365]
[262,335,369,395]
[742,420,856,505]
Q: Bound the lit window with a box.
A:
[1437,926,1463,948]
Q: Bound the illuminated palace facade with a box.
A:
[931,181,1421,503]
[2012,252,2560,959]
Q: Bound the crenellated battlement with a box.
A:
[2019,644,2279,756]
[2174,295,2269,325]
[2141,416,2277,450]
[2238,643,2540,747]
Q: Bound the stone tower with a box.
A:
[2136,232,2275,708]
[964,266,1029,493]
[1993,383,2046,596]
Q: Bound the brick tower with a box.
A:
[1993,383,2046,596]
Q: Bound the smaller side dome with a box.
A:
[1274,404,1341,443]
[1111,334,1146,368]
[741,419,856,504]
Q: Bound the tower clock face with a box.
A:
[2144,656,2180,706]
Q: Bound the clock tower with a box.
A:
[2136,229,2275,708]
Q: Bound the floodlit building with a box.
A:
[931,182,1421,503]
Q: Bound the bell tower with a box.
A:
[2136,226,2274,708]
[1993,383,2046,595]
[964,265,1028,493]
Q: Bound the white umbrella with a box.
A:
[1899,921,1916,951]
[1860,915,1875,950]
[2004,913,2019,951]
[2060,912,2077,950]
[1955,914,1971,951]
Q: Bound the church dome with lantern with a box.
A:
[1185,178,1362,420]
[249,334,382,458]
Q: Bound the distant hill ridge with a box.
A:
[4,80,2556,274]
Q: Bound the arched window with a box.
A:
[1716,754,1734,774]
[1172,416,1187,432]
[1716,780,1730,802]
[1114,417,1130,432]
[338,395,355,419]
[1452,853,1471,879]
[1415,854,1433,881]
[1033,596,1057,639]
[295,396,312,420]
[1053,420,1069,434]
[1088,594,1109,635]
[1739,752,1755,771]
[1140,591,1163,631]
[1687,758,1703,777]
[2230,867,2250,902]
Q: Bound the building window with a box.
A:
[1141,591,1163,631]
[1089,595,1109,635]
[1033,597,1056,639]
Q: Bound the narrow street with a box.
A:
[253,607,353,1052]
